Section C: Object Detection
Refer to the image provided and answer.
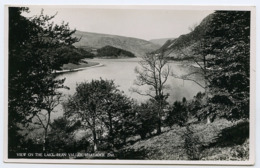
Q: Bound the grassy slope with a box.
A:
[119,119,249,160]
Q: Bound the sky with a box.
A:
[22,6,214,41]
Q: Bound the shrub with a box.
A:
[134,101,158,139]
[165,97,188,127]
[182,126,202,160]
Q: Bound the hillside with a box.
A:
[97,45,135,58]
[117,119,249,160]
[73,31,161,57]
[149,38,175,46]
[156,13,215,60]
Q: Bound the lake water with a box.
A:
[53,58,204,119]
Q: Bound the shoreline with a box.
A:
[54,62,104,74]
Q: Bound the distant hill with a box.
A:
[73,31,161,57]
[97,45,135,58]
[149,38,175,46]
[155,13,215,60]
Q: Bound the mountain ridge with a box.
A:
[156,13,215,60]
[149,38,175,46]
[73,30,161,57]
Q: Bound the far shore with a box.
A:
[53,57,198,74]
[54,60,103,74]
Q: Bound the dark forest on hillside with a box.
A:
[96,45,136,58]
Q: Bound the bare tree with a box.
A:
[171,23,213,123]
[131,52,170,134]
[33,92,63,151]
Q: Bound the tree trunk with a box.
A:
[43,111,51,152]
[92,130,98,152]
[43,128,48,152]
[140,132,146,140]
[205,87,211,124]
[108,112,115,148]
[207,116,211,124]
[157,98,163,134]
[204,57,211,125]
[92,115,98,152]
[157,118,162,134]
[123,134,127,146]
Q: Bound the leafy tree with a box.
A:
[55,45,94,68]
[132,52,170,134]
[171,11,250,122]
[98,87,135,149]
[8,8,36,154]
[47,117,81,153]
[183,126,201,160]
[134,101,158,139]
[8,7,78,155]
[63,79,134,151]
[204,11,250,120]
[188,92,207,120]
[165,97,188,127]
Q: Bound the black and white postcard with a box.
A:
[4,5,256,165]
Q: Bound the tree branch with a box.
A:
[171,73,205,89]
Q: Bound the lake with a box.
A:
[53,58,204,119]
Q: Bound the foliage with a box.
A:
[33,88,64,151]
[160,11,250,123]
[169,11,250,122]
[201,139,249,161]
[55,46,94,68]
[187,92,208,121]
[204,11,250,120]
[200,120,249,161]
[8,7,78,155]
[133,101,158,139]
[182,126,201,160]
[120,118,249,160]
[165,97,188,127]
[47,117,81,153]
[97,45,135,58]
[63,79,135,151]
[230,139,249,160]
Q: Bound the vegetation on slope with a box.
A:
[54,46,95,70]
[118,119,249,160]
[96,45,135,58]
[8,7,79,156]
[116,11,251,161]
